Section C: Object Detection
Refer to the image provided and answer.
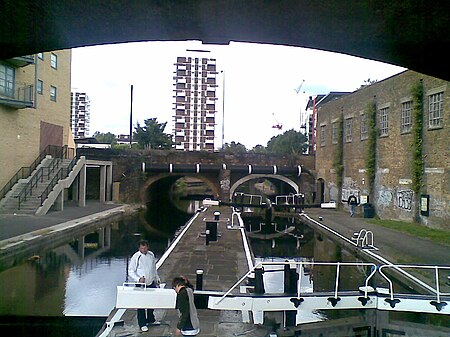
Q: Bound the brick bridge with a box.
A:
[77,148,317,204]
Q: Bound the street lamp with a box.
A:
[220,70,225,149]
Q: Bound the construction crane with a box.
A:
[294,79,305,94]
[271,112,283,130]
[294,80,306,132]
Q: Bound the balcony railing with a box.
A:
[5,55,35,67]
[0,81,34,108]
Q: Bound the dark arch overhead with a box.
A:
[1,1,449,80]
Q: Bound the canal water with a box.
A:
[0,203,447,336]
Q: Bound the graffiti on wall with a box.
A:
[341,177,360,202]
[397,189,414,211]
[378,188,393,207]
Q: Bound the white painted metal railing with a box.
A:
[378,264,450,311]
[275,193,304,206]
[214,260,378,306]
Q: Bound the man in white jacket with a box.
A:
[128,239,161,332]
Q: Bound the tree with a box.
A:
[250,144,267,154]
[93,131,117,145]
[266,129,307,154]
[133,118,173,149]
[221,141,247,154]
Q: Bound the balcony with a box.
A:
[5,55,35,67]
[0,81,34,109]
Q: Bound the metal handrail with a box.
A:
[275,193,304,206]
[0,145,74,201]
[40,156,79,206]
[214,260,378,305]
[355,229,374,247]
[378,264,450,304]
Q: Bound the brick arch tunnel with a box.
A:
[140,173,221,205]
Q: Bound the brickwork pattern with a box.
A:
[316,70,449,228]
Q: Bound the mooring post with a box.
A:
[255,267,265,294]
[285,264,299,327]
[196,269,204,290]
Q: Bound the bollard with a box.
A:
[254,267,265,294]
[206,221,218,241]
[196,269,204,290]
[283,261,291,294]
[284,262,298,327]
[214,211,220,221]
[205,229,210,246]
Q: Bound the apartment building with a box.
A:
[71,91,91,138]
[172,50,218,151]
[0,50,73,188]
[315,70,449,229]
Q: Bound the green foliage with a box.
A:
[250,144,267,154]
[134,118,173,150]
[332,115,344,189]
[93,131,117,145]
[266,129,308,155]
[365,100,377,192]
[368,219,450,246]
[221,141,247,153]
[410,81,424,194]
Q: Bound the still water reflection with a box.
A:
[0,199,193,318]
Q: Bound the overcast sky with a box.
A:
[71,40,405,149]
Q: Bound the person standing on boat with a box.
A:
[347,195,359,217]
[128,239,161,332]
[172,276,200,336]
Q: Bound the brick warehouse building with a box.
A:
[315,70,448,229]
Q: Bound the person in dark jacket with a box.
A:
[172,276,200,336]
[347,195,358,217]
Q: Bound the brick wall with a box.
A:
[316,70,449,229]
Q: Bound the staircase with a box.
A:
[0,157,75,215]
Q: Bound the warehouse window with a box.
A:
[379,107,389,136]
[428,92,443,128]
[401,101,412,133]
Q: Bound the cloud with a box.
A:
[71,41,405,148]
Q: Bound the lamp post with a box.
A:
[221,70,225,149]
[129,84,133,148]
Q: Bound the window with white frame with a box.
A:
[0,63,15,97]
[50,85,57,101]
[320,125,326,146]
[360,113,368,140]
[428,92,443,128]
[50,53,57,69]
[401,101,412,133]
[345,117,352,142]
[379,107,389,136]
[332,122,338,144]
[37,52,44,60]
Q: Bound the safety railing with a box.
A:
[15,158,61,209]
[215,261,450,311]
[40,155,79,206]
[215,260,378,307]
[275,193,304,206]
[378,264,450,311]
[0,145,75,201]
[352,229,375,248]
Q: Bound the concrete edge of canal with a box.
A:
[0,204,140,272]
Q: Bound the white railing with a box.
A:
[378,264,450,310]
[215,260,377,306]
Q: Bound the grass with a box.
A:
[367,219,450,246]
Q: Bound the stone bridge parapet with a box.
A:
[76,148,316,202]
